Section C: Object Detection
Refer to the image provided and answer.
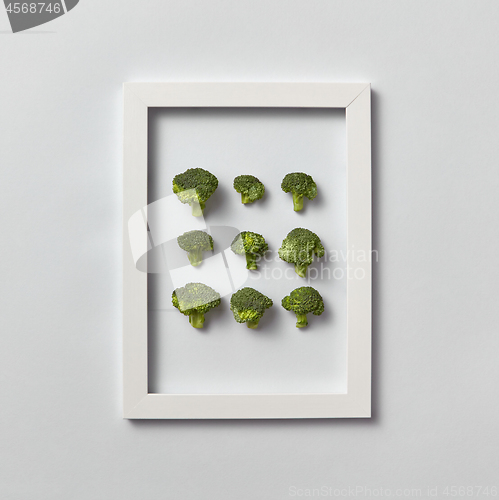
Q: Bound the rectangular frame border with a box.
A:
[123,82,371,419]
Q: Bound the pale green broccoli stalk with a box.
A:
[230,231,268,271]
[172,168,218,216]
[233,175,265,204]
[278,228,324,277]
[230,287,273,329]
[171,282,221,328]
[281,172,317,211]
[177,230,214,267]
[281,286,324,328]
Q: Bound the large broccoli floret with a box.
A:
[231,231,269,271]
[281,286,324,328]
[177,230,214,267]
[230,287,273,329]
[171,282,221,329]
[278,228,324,278]
[172,168,219,217]
[281,172,317,211]
[233,175,265,204]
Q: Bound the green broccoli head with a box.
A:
[171,282,221,328]
[230,231,269,270]
[177,230,214,267]
[230,287,273,329]
[281,286,324,328]
[281,172,317,211]
[278,228,325,278]
[233,175,265,204]
[172,168,219,216]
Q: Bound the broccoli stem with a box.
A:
[295,314,308,328]
[187,248,203,267]
[292,192,304,211]
[189,311,205,328]
[294,263,309,278]
[241,193,252,204]
[190,201,205,217]
[245,253,258,270]
[246,320,260,329]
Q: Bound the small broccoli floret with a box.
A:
[177,230,214,267]
[233,175,265,204]
[278,228,324,278]
[172,282,221,328]
[230,287,273,329]
[172,168,219,216]
[281,286,324,328]
[281,172,317,211]
[231,231,269,271]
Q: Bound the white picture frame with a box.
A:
[123,82,371,419]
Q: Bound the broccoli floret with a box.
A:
[278,228,324,278]
[281,286,324,328]
[172,168,219,216]
[233,175,265,204]
[231,231,268,271]
[177,230,214,267]
[281,172,317,211]
[230,287,273,329]
[171,282,221,329]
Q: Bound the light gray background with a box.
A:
[147,108,348,394]
[1,1,498,499]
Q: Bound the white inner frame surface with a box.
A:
[123,83,371,419]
